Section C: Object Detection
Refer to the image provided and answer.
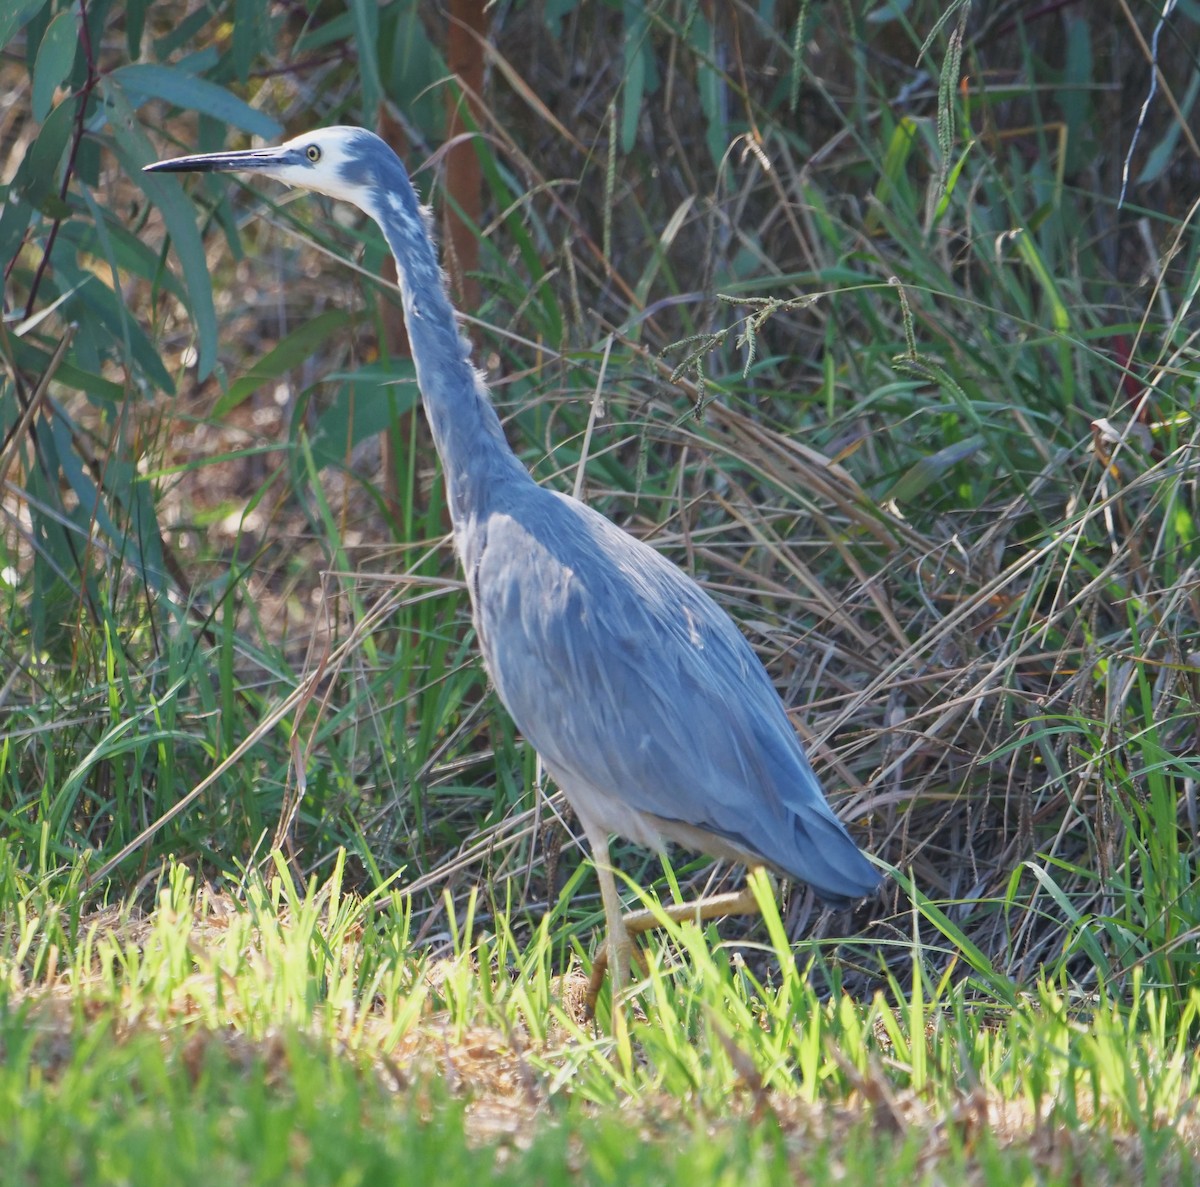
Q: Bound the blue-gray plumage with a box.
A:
[145,127,880,1002]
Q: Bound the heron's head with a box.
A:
[144,126,393,210]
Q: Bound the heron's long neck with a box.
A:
[364,158,528,536]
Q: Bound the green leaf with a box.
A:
[473,147,561,346]
[309,362,419,470]
[125,0,146,60]
[0,185,32,270]
[104,80,219,380]
[10,335,126,404]
[621,3,649,154]
[67,196,175,393]
[932,140,975,226]
[214,310,353,417]
[57,243,175,395]
[1059,14,1094,173]
[31,9,78,121]
[295,10,354,54]
[231,0,261,82]
[889,866,1017,1006]
[110,64,282,139]
[1012,229,1070,333]
[689,13,725,167]
[60,412,173,594]
[1138,68,1200,186]
[866,116,919,233]
[379,6,444,134]
[885,434,985,504]
[48,413,125,560]
[0,0,47,54]
[347,0,381,122]
[26,463,80,662]
[866,0,912,20]
[59,211,187,306]
[14,97,74,210]
[153,7,215,59]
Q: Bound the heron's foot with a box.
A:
[584,938,649,1021]
[583,875,774,1020]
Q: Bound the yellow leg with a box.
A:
[578,818,633,1002]
[584,867,776,1018]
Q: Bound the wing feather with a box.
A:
[472,486,878,901]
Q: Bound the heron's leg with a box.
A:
[584,868,777,1016]
[578,817,633,1006]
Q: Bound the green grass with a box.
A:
[2,854,1197,1184]
[0,1025,1169,1187]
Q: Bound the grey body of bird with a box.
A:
[145,127,879,993]
[471,481,875,902]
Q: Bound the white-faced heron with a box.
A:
[145,127,881,1010]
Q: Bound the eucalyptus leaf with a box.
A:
[56,255,174,393]
[106,80,219,379]
[111,63,281,139]
[0,0,48,56]
[59,214,187,305]
[16,98,74,210]
[31,9,79,122]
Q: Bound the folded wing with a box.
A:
[472,486,879,904]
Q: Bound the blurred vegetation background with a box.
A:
[2,0,1198,1008]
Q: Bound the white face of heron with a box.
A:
[255,127,379,209]
[146,126,397,218]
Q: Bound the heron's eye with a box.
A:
[306,145,321,163]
